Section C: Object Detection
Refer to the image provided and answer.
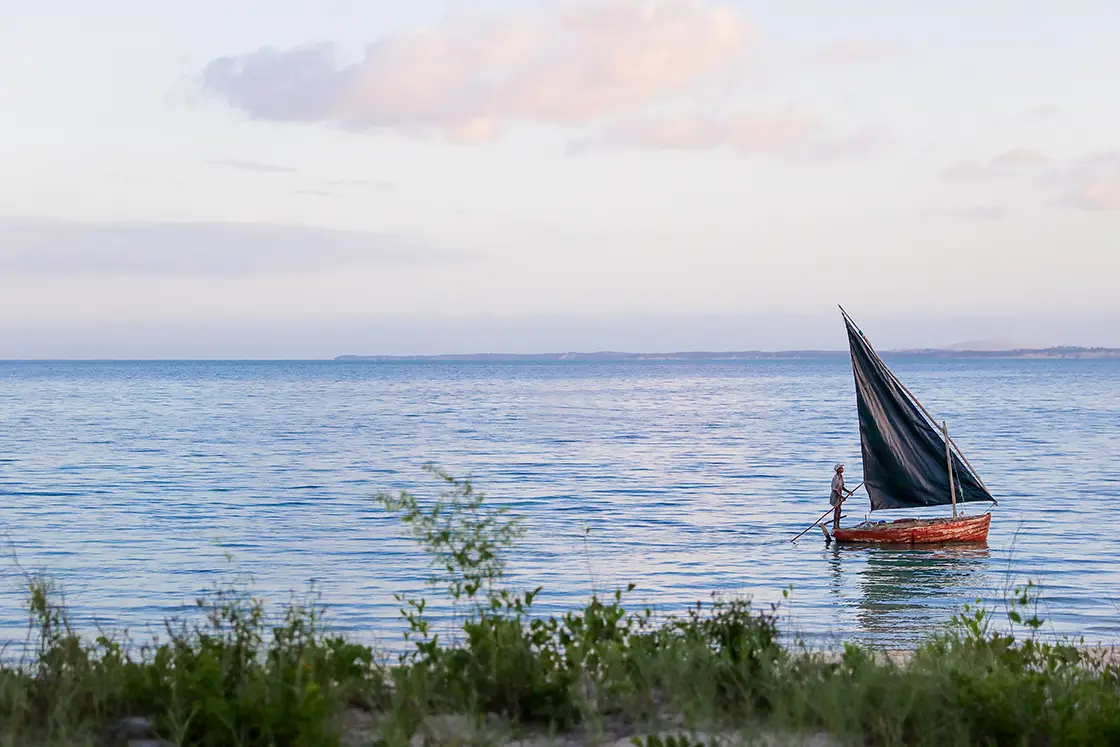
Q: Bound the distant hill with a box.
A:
[895,346,1120,359]
[334,351,846,362]
[941,339,1036,352]
[335,346,1120,362]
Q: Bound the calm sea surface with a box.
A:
[2,359,1118,651]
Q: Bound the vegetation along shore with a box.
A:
[3,468,1119,746]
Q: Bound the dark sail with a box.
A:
[844,312,994,511]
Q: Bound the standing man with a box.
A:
[830,463,847,531]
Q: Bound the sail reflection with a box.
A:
[838,542,991,645]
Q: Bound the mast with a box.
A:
[944,421,957,518]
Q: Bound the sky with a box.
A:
[2,0,1118,358]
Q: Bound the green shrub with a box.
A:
[376,467,651,729]
[0,575,382,746]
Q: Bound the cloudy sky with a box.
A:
[3,0,1118,357]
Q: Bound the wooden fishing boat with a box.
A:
[833,513,990,544]
[827,308,996,545]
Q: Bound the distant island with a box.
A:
[336,346,1120,362]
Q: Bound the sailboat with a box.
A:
[830,308,996,545]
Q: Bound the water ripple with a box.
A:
[1,359,1118,650]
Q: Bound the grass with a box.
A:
[1,466,1118,746]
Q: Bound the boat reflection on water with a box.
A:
[828,541,992,646]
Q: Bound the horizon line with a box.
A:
[4,343,1119,363]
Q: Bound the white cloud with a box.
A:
[570,109,819,153]
[206,159,297,174]
[200,0,752,142]
[0,217,447,276]
[816,39,906,66]
[941,148,1052,180]
[800,126,883,163]
[952,206,1008,221]
[1016,105,1059,122]
[569,111,879,160]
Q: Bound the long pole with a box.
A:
[944,420,958,519]
[790,481,864,542]
[790,507,837,543]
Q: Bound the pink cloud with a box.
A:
[200,0,752,141]
[943,148,1120,213]
[816,39,906,66]
[1059,152,1120,211]
[1063,179,1120,211]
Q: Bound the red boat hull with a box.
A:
[832,513,990,545]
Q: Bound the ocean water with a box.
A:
[1,358,1118,652]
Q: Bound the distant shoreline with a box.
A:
[335,347,1120,362]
